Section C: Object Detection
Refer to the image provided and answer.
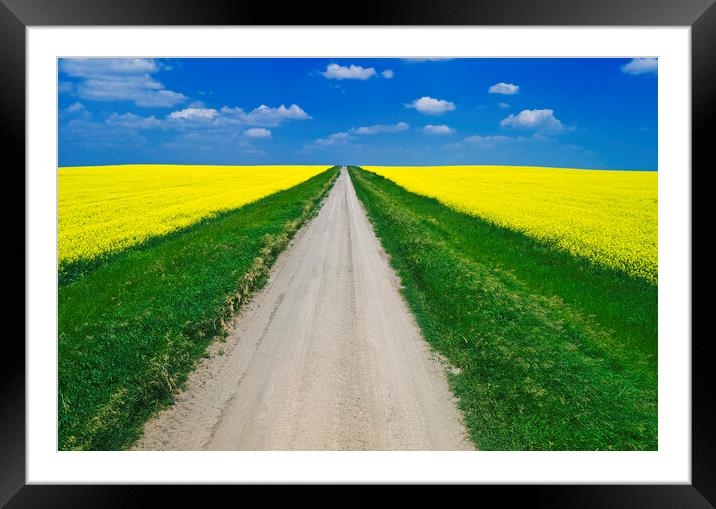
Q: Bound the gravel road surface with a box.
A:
[134,168,473,450]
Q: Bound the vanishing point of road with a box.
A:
[134,168,473,451]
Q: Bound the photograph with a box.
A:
[57,57,658,452]
[2,0,708,499]
[2,0,711,499]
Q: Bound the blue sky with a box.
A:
[58,58,657,169]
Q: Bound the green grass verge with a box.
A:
[349,166,657,451]
[58,167,339,450]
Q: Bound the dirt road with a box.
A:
[134,168,473,450]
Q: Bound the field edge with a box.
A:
[58,167,340,451]
[348,165,657,451]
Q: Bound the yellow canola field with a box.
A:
[59,165,328,267]
[363,166,657,284]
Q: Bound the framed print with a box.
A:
[3,0,714,505]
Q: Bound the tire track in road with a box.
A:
[134,168,473,451]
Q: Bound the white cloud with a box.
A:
[62,118,148,147]
[449,134,513,149]
[106,112,161,129]
[312,121,409,148]
[351,122,409,135]
[132,89,186,108]
[59,58,187,108]
[58,81,75,94]
[464,134,510,144]
[314,132,353,146]
[168,107,218,120]
[423,124,455,135]
[488,82,519,95]
[220,104,311,127]
[60,101,92,120]
[245,127,271,138]
[321,63,377,80]
[76,77,187,107]
[622,58,658,75]
[405,96,456,115]
[65,102,84,113]
[381,69,395,79]
[329,132,351,140]
[500,109,564,132]
[88,102,309,141]
[164,104,310,128]
[498,102,510,109]
[60,58,158,76]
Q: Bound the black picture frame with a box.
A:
[2,0,712,505]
